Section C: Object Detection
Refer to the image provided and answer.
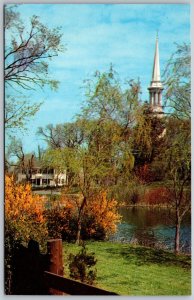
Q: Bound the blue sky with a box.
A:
[5,4,190,153]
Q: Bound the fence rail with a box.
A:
[9,238,118,295]
[44,271,118,295]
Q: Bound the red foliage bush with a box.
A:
[135,163,165,183]
[144,187,172,205]
[135,164,154,183]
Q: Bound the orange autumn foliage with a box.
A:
[84,191,121,238]
[5,175,48,246]
[45,191,121,241]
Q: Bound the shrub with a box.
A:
[135,163,165,183]
[144,187,172,205]
[5,175,48,294]
[69,245,97,285]
[83,191,121,239]
[110,182,144,205]
[135,164,154,183]
[5,175,48,247]
[45,191,121,242]
[130,189,140,204]
[4,222,22,294]
[44,203,77,241]
[150,161,165,181]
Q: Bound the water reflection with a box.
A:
[110,207,191,253]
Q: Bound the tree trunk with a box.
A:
[76,196,87,245]
[175,214,181,254]
[76,217,82,245]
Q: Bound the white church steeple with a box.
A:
[148,34,164,116]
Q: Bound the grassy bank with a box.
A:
[63,241,191,296]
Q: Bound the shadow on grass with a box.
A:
[106,245,191,269]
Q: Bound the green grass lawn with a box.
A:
[63,241,191,296]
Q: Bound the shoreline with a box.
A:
[118,203,174,209]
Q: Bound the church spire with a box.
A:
[150,35,162,88]
[148,34,164,116]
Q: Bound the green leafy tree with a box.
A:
[162,43,191,253]
[5,96,42,132]
[163,43,191,119]
[132,103,166,168]
[163,118,191,254]
[82,65,141,132]
[42,146,106,243]
[80,66,140,185]
[41,66,141,243]
[37,120,86,186]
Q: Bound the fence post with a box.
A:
[47,239,64,295]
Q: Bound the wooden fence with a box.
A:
[44,271,118,295]
[10,239,118,295]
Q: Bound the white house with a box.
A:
[14,155,67,187]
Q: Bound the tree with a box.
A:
[41,66,140,243]
[4,6,63,90]
[5,96,42,132]
[163,43,191,119]
[37,121,85,149]
[5,137,36,182]
[162,43,191,253]
[163,118,191,254]
[82,65,141,133]
[41,148,68,187]
[4,5,64,131]
[42,146,116,243]
[42,122,125,244]
[132,103,166,168]
[80,66,140,186]
[37,120,87,186]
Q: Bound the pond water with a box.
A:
[110,207,191,253]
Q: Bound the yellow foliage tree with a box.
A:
[84,191,121,238]
[5,175,48,247]
[5,175,48,294]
